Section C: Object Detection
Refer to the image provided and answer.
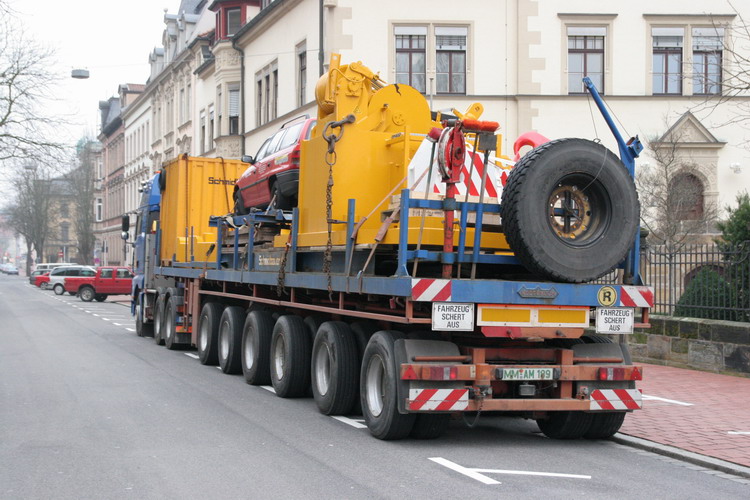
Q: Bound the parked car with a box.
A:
[65,266,133,302]
[0,263,19,275]
[234,116,316,213]
[34,262,74,274]
[35,273,51,289]
[29,269,46,285]
[47,265,96,295]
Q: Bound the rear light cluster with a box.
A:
[290,149,301,167]
[401,365,458,381]
[598,366,642,381]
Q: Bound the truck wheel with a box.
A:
[537,411,593,439]
[360,331,415,440]
[135,298,154,338]
[218,306,245,374]
[270,315,311,398]
[501,138,639,283]
[349,321,377,415]
[242,310,274,385]
[163,295,182,350]
[94,294,107,302]
[153,293,166,345]
[584,412,626,439]
[311,321,358,415]
[198,302,223,365]
[53,283,65,295]
[80,286,95,302]
[410,414,451,440]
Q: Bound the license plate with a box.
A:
[500,368,554,381]
[596,307,634,334]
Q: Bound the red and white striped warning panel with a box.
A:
[619,286,654,308]
[589,389,642,411]
[408,388,469,411]
[411,278,452,302]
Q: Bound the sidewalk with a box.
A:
[621,363,750,468]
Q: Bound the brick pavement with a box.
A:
[621,363,750,468]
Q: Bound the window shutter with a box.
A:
[229,88,240,117]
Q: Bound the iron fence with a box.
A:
[596,242,750,322]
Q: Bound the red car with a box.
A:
[234,116,316,213]
[35,273,51,289]
[65,266,133,302]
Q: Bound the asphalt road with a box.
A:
[1,275,748,499]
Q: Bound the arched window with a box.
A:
[670,172,704,220]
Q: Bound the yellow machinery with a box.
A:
[160,155,247,265]
[293,54,510,251]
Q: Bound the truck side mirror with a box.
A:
[241,155,255,164]
[121,215,130,233]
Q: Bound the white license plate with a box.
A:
[596,307,634,334]
[501,368,554,381]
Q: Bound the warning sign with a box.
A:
[432,303,474,331]
[595,307,634,334]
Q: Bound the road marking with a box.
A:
[430,457,592,485]
[184,353,199,359]
[92,314,100,317]
[728,431,750,435]
[642,394,693,406]
[102,318,111,321]
[260,385,276,393]
[113,323,122,326]
[125,328,135,332]
[332,416,367,429]
[216,366,223,371]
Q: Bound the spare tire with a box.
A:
[501,138,639,283]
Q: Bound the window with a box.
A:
[180,87,185,123]
[395,27,426,93]
[653,28,684,95]
[217,85,223,134]
[228,84,240,135]
[693,27,723,95]
[255,61,278,126]
[186,83,191,118]
[82,268,95,277]
[297,42,307,106]
[435,27,467,94]
[60,203,69,218]
[100,268,113,279]
[208,105,215,149]
[61,223,69,242]
[116,268,131,278]
[671,172,704,220]
[278,122,304,150]
[226,8,241,36]
[200,110,206,153]
[95,198,103,222]
[567,27,605,94]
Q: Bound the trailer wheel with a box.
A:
[409,414,451,440]
[537,411,593,439]
[270,315,311,398]
[135,295,154,337]
[584,412,626,439]
[242,310,274,385]
[153,293,166,345]
[80,286,95,302]
[218,306,245,374]
[501,138,639,283]
[349,321,377,415]
[163,295,182,351]
[361,331,415,440]
[198,302,223,365]
[53,284,65,295]
[311,321,358,415]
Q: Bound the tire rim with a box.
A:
[547,174,610,246]
[365,354,386,418]
[55,285,63,295]
[155,302,162,335]
[199,316,209,352]
[273,335,286,380]
[82,289,93,301]
[244,329,255,370]
[314,342,332,396]
[166,305,173,341]
[220,321,230,361]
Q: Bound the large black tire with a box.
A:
[218,306,245,374]
[241,310,274,385]
[80,286,95,302]
[135,295,154,337]
[153,293,166,345]
[311,321,359,415]
[410,414,451,440]
[501,138,639,283]
[584,412,626,439]
[360,331,415,440]
[198,302,223,365]
[349,321,377,415]
[537,411,593,439]
[163,295,182,350]
[270,315,312,398]
[53,283,64,295]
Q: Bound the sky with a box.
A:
[7,0,176,144]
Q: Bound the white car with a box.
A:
[47,265,96,295]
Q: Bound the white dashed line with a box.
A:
[429,457,592,485]
[260,386,276,393]
[728,431,750,435]
[184,353,199,359]
[332,416,367,429]
[642,395,693,406]
[113,323,122,326]
[125,328,135,332]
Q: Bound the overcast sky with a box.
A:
[8,0,174,144]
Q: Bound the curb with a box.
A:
[612,433,750,479]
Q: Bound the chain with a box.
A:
[276,235,291,296]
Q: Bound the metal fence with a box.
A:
[597,242,750,321]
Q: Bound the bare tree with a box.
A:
[2,162,56,274]
[65,138,99,265]
[0,2,64,168]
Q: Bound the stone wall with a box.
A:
[614,316,750,375]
